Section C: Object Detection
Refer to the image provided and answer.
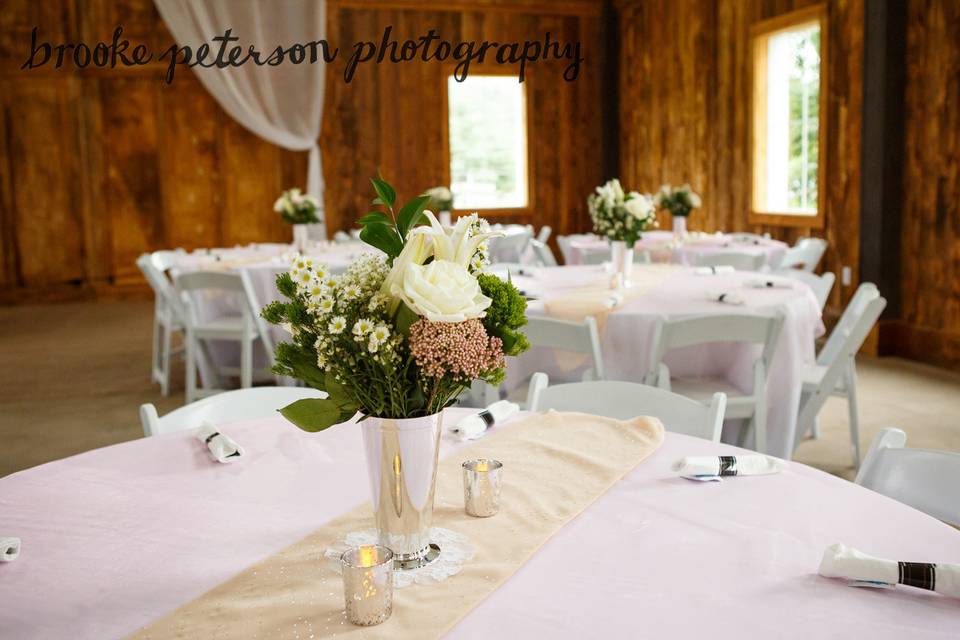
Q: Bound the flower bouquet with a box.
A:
[587,178,656,279]
[274,188,322,251]
[262,175,529,567]
[654,184,701,236]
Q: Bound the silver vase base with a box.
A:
[393,543,441,571]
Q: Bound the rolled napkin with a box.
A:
[744,277,792,289]
[706,291,746,305]
[694,265,736,275]
[1,536,21,562]
[450,400,520,440]
[195,422,244,463]
[674,455,785,480]
[819,543,960,598]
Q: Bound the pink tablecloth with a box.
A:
[1,409,958,639]
[507,265,825,459]
[567,231,788,268]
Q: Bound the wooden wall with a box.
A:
[0,0,604,302]
[617,0,864,316]
[890,0,960,369]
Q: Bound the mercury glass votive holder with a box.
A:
[462,458,504,517]
[340,544,394,626]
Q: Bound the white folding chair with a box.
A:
[647,313,784,454]
[855,428,960,527]
[176,271,266,403]
[527,315,605,381]
[489,226,533,263]
[556,233,597,264]
[774,269,835,311]
[796,283,887,467]
[582,247,651,266]
[777,237,827,272]
[136,251,186,396]
[536,225,552,244]
[696,252,765,271]
[526,373,726,442]
[529,239,558,267]
[139,386,327,437]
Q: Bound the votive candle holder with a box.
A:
[462,458,504,517]
[340,544,394,626]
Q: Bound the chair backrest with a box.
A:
[536,225,552,244]
[175,271,252,330]
[525,373,726,442]
[818,283,882,367]
[648,313,785,383]
[774,269,835,311]
[696,252,765,271]
[583,249,611,265]
[529,239,558,267]
[139,386,327,437]
[526,316,605,380]
[489,226,534,263]
[778,237,827,272]
[855,428,960,527]
[137,253,185,316]
[556,234,597,264]
[151,249,186,272]
[333,230,352,243]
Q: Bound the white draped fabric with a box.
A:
[154,0,327,234]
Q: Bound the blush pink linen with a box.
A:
[1,409,958,639]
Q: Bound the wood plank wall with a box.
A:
[0,0,604,302]
[616,0,864,316]
[888,0,960,369]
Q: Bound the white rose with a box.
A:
[689,192,702,208]
[392,259,491,322]
[624,195,653,220]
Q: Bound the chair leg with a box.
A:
[240,338,253,389]
[185,328,197,404]
[754,405,768,455]
[846,363,861,468]
[151,314,161,384]
[811,416,821,439]
[160,322,173,396]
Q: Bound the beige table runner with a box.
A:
[132,411,664,639]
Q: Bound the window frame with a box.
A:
[749,4,828,229]
[440,66,533,222]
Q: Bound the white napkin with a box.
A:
[744,277,792,289]
[195,422,244,463]
[1,536,21,562]
[694,265,736,275]
[450,400,519,440]
[674,455,785,480]
[819,543,960,597]
[706,291,745,305]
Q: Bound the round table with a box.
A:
[507,264,824,459]
[2,409,957,639]
[566,231,788,268]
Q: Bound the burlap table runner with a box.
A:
[132,410,664,639]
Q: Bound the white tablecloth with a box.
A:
[507,265,824,458]
[2,409,958,639]
[567,231,788,268]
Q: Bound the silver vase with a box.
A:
[360,413,443,570]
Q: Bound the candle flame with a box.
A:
[358,545,377,568]
[475,461,489,472]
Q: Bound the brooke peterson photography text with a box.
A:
[21,25,585,84]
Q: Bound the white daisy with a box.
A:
[353,318,374,336]
[328,316,347,334]
[318,298,335,314]
[343,284,361,300]
[371,325,390,342]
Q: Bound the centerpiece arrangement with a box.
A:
[262,175,529,569]
[424,185,454,226]
[587,178,656,281]
[274,188,323,251]
[654,183,702,236]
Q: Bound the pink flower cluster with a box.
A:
[408,319,505,380]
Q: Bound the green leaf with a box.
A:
[394,302,420,336]
[274,343,327,390]
[324,371,355,411]
[396,194,431,239]
[359,222,403,258]
[279,398,344,432]
[357,211,392,226]
[370,177,396,209]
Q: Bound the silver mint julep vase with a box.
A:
[360,413,443,570]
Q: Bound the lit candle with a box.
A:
[340,544,394,626]
[462,458,503,518]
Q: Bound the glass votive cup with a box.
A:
[462,458,504,517]
[340,544,394,626]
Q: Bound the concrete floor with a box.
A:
[2,300,959,479]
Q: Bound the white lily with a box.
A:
[380,230,433,314]
[422,211,503,268]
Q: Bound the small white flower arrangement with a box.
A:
[273,188,321,225]
[587,178,657,245]
[654,184,702,218]
[424,186,453,212]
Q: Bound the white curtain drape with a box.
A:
[154,0,327,233]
